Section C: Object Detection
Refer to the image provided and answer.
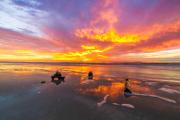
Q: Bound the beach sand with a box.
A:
[0,63,180,120]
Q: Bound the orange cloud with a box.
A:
[141,39,180,52]
[76,28,143,44]
[138,20,180,39]
[53,45,112,62]
[0,50,52,62]
[75,17,180,58]
[81,45,97,50]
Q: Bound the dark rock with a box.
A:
[41,81,46,84]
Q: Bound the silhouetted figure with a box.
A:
[54,71,62,77]
[51,71,65,82]
[124,78,132,97]
[88,71,93,80]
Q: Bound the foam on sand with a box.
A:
[159,87,180,94]
[112,102,120,106]
[97,94,109,107]
[112,102,135,109]
[133,93,176,103]
[121,104,135,109]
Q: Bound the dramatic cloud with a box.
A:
[0,0,179,62]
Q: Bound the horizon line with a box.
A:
[0,61,180,65]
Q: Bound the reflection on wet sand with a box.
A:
[51,79,63,85]
[79,79,154,101]
[0,63,180,120]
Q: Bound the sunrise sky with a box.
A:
[0,0,180,62]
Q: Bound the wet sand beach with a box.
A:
[0,63,180,120]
